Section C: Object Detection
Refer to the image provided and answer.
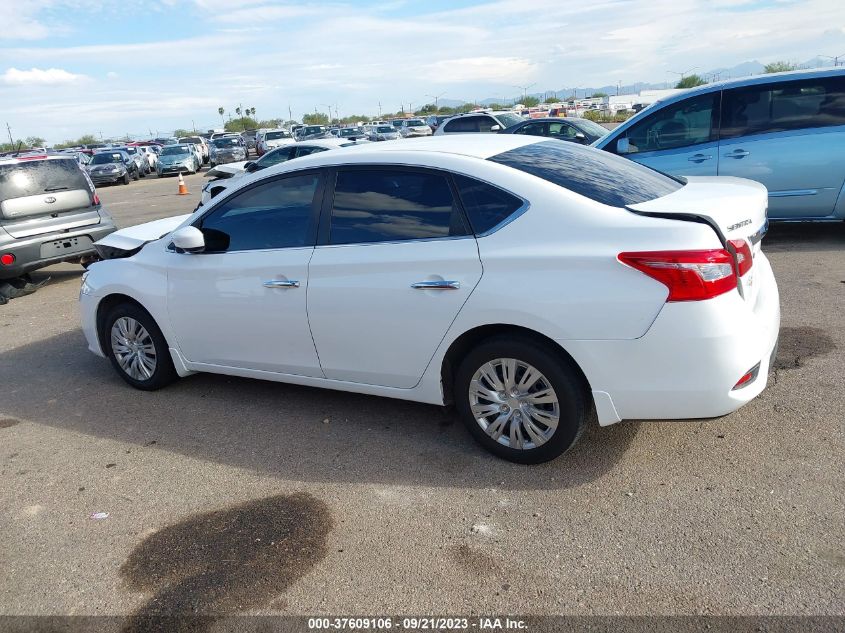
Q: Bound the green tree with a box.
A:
[590,92,608,98]
[302,112,329,125]
[418,103,438,114]
[764,61,797,73]
[543,95,559,103]
[675,74,707,89]
[172,128,193,138]
[217,107,225,127]
[24,136,46,147]
[521,96,540,107]
[224,116,258,132]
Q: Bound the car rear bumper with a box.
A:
[158,165,191,174]
[564,253,781,425]
[0,214,117,279]
[90,174,125,184]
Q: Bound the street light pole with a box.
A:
[426,92,446,111]
[512,83,536,103]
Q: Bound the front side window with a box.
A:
[721,76,845,139]
[256,147,294,167]
[548,122,579,139]
[329,169,467,245]
[453,174,524,234]
[621,93,718,153]
[198,173,320,252]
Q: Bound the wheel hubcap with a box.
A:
[469,358,560,450]
[110,317,157,381]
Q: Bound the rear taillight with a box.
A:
[727,239,753,277]
[618,249,737,302]
[1,253,15,266]
[92,192,100,206]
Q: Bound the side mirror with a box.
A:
[489,124,501,132]
[244,161,256,172]
[171,226,205,254]
[616,137,631,154]
[574,132,587,144]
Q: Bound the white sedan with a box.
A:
[80,135,779,463]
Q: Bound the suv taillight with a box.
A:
[727,239,753,277]
[618,249,737,302]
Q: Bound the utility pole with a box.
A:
[288,105,293,122]
[819,52,845,66]
[617,81,621,96]
[425,92,446,111]
[5,122,13,146]
[191,120,196,133]
[512,83,536,103]
[378,101,382,117]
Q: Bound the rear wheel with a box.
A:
[455,336,587,464]
[103,303,178,391]
[123,173,130,185]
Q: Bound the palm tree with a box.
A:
[218,107,225,127]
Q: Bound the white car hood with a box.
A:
[208,161,248,177]
[95,214,191,251]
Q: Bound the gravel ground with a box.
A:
[0,172,842,628]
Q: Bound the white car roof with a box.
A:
[324,134,539,159]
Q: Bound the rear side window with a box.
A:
[489,141,683,207]
[329,169,468,245]
[443,117,480,133]
[0,159,90,201]
[721,76,845,139]
[453,174,524,234]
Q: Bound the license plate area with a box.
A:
[41,235,93,258]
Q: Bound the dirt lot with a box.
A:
[0,172,842,628]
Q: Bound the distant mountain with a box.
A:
[428,58,838,108]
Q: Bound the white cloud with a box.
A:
[2,67,89,85]
[422,57,538,83]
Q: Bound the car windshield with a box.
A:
[213,138,240,148]
[339,128,360,136]
[571,119,610,140]
[179,137,203,144]
[303,127,324,134]
[494,112,525,129]
[405,119,425,126]
[90,153,124,165]
[489,140,683,207]
[0,159,89,200]
[265,131,290,140]
[376,126,393,133]
[160,146,190,156]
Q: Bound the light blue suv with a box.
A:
[594,69,845,221]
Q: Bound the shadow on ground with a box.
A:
[764,220,845,252]
[0,330,639,490]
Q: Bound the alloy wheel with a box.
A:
[110,317,157,381]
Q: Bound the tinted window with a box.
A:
[721,77,845,139]
[256,146,294,167]
[295,146,328,157]
[489,141,683,207]
[493,113,524,129]
[453,174,524,234]
[330,169,467,245]
[443,117,480,133]
[265,131,291,140]
[513,122,547,136]
[621,93,718,152]
[198,174,319,252]
[90,153,126,165]
[0,159,90,201]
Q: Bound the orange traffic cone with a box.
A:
[177,173,189,195]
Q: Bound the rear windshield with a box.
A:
[0,159,90,201]
[265,131,290,140]
[488,140,683,207]
[213,138,240,148]
[179,137,203,144]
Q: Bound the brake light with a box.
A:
[727,239,753,277]
[1,253,15,266]
[92,192,100,206]
[618,249,737,302]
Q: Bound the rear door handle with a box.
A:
[411,280,461,290]
[687,153,712,163]
[724,149,750,158]
[263,279,300,288]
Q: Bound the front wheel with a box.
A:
[455,336,588,464]
[123,173,130,185]
[104,303,178,391]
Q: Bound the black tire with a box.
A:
[454,335,588,464]
[103,302,178,391]
[133,169,139,181]
[123,173,130,185]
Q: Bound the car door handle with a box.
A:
[263,279,300,288]
[411,280,461,290]
[724,149,750,158]
[687,153,712,163]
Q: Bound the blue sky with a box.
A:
[1,0,843,143]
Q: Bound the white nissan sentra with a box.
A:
[80,135,780,464]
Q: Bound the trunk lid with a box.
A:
[627,176,769,302]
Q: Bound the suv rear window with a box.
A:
[0,159,90,201]
[488,141,683,207]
